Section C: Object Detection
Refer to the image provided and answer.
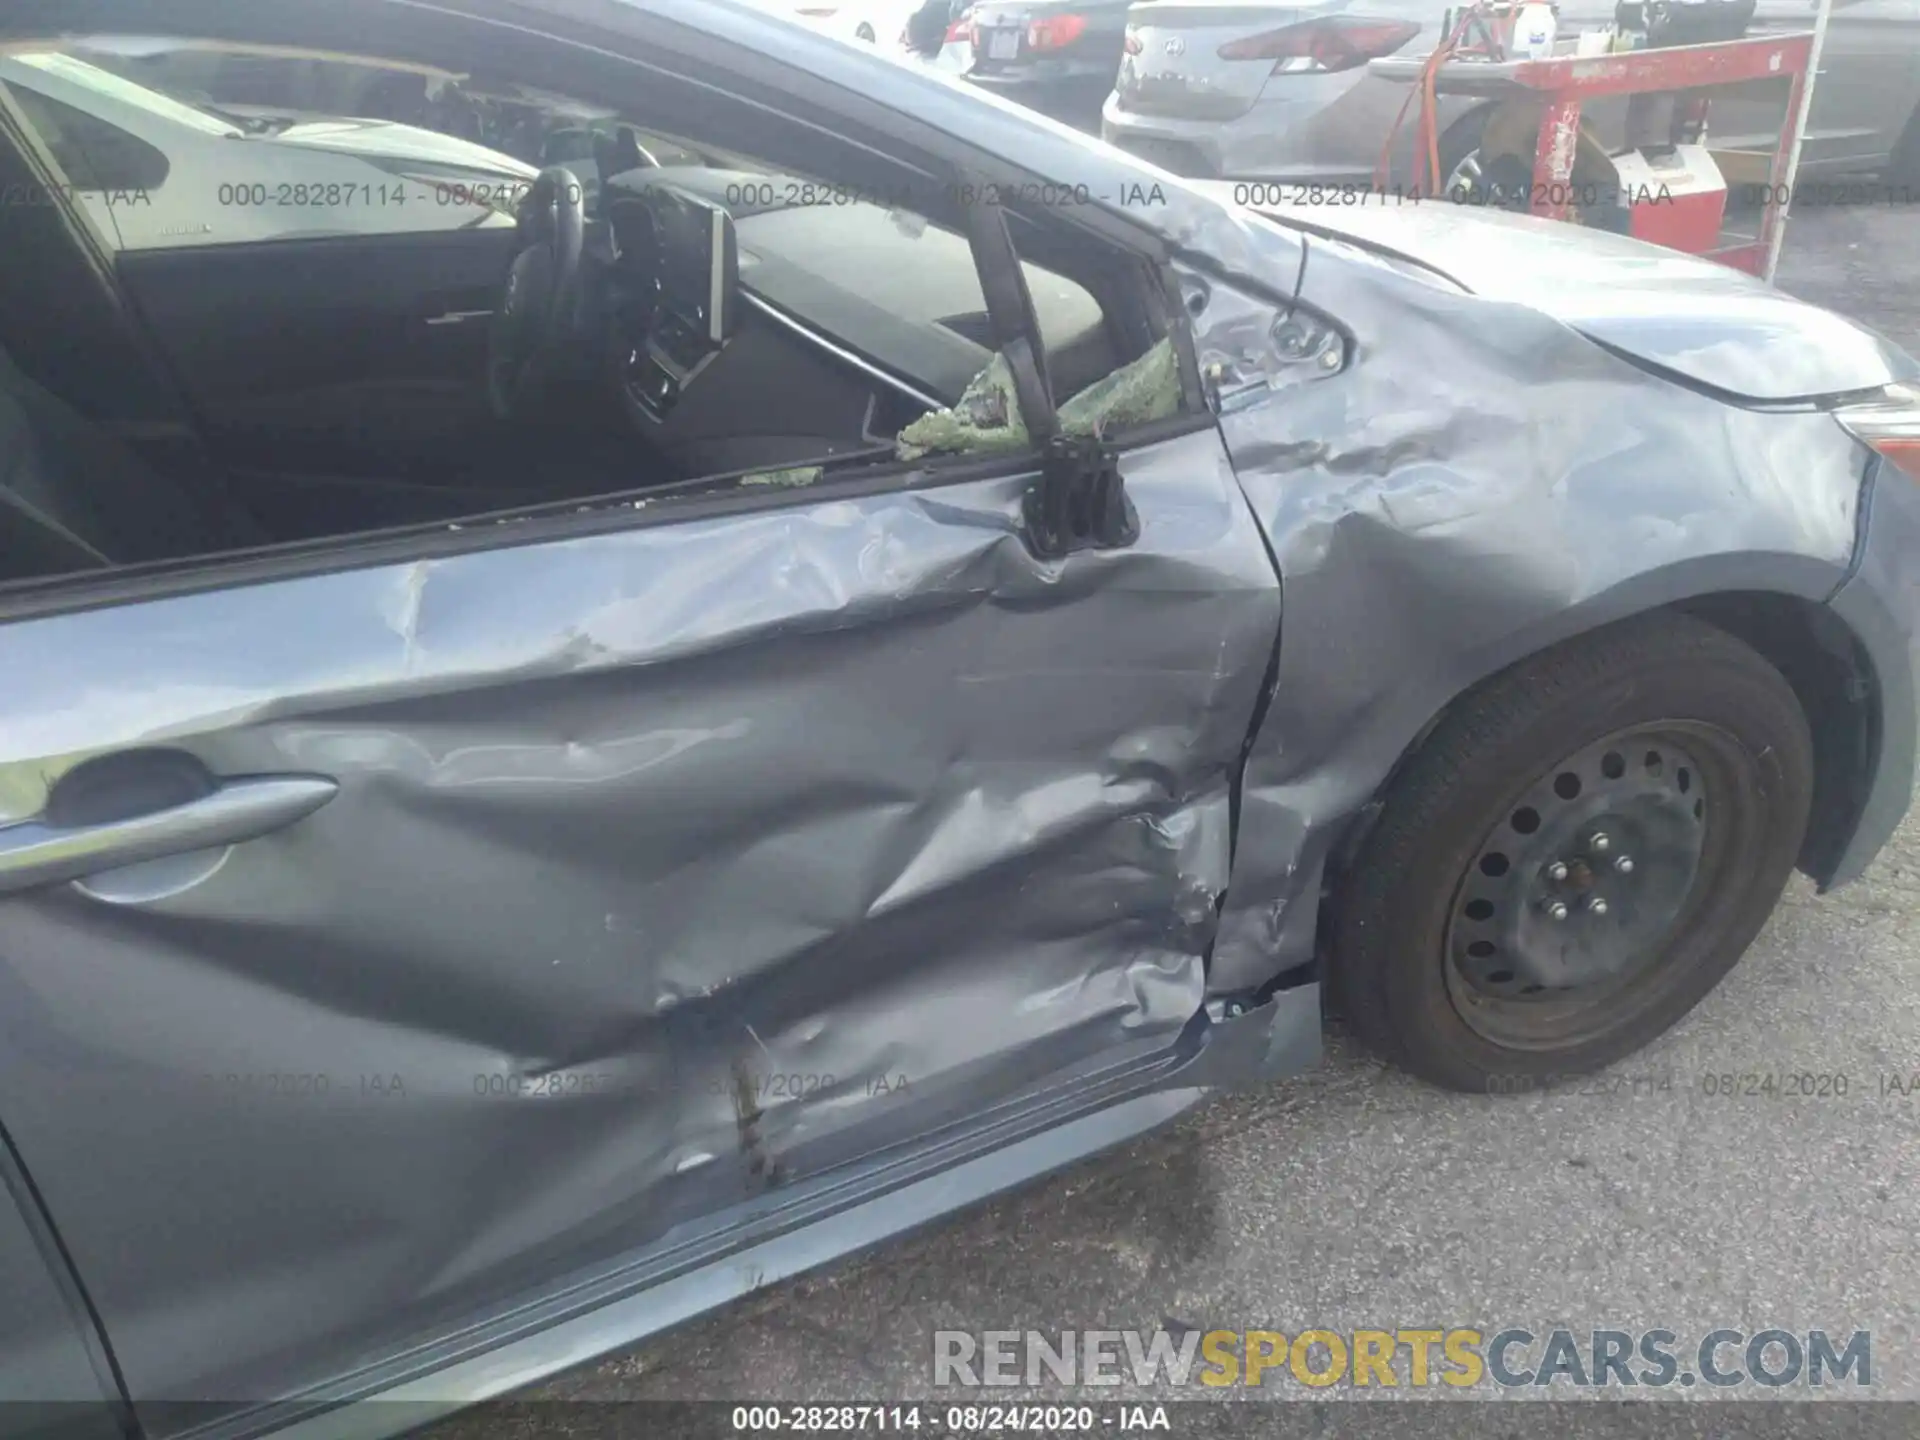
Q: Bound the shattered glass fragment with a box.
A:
[895,338,1180,462]
[739,466,824,489]
[896,354,1031,462]
[1058,338,1179,438]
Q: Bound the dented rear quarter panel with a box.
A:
[1199,233,1873,993]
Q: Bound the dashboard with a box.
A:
[609,180,739,424]
[599,166,1116,475]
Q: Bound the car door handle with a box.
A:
[0,775,338,895]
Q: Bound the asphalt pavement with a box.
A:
[447,202,1920,1431]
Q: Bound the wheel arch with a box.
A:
[1672,590,1879,886]
[1311,568,1886,986]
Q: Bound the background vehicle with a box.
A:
[0,2,1917,1437]
[965,0,1135,127]
[58,36,713,209]
[0,49,535,247]
[901,0,976,68]
[781,0,929,44]
[937,7,978,69]
[1102,0,1433,179]
[1102,0,1920,183]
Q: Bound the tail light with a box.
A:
[1217,17,1421,73]
[1838,385,1920,483]
[1028,13,1089,50]
[1124,26,1144,54]
[946,16,973,43]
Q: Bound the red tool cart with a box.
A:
[1369,0,1833,281]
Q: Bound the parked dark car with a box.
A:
[1,1,1918,1437]
[965,0,1135,127]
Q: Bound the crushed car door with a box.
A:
[0,214,1281,1426]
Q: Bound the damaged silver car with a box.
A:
[1,0,1918,1435]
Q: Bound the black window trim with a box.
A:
[0,410,1224,624]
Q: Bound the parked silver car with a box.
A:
[1103,0,1920,184]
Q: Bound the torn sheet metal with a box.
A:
[738,465,823,489]
[1190,235,1870,994]
[0,421,1280,1417]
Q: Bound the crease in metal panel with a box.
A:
[0,421,1283,1415]
[1194,233,1868,994]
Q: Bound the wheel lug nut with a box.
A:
[1545,901,1570,921]
[1587,897,1610,917]
[1589,833,1611,854]
[1613,855,1635,875]
[1546,861,1570,882]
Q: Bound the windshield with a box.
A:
[10,51,244,136]
[270,121,535,180]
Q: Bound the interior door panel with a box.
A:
[112,229,644,530]
[117,230,516,454]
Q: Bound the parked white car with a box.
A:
[0,50,536,250]
[775,0,929,45]
[930,4,977,71]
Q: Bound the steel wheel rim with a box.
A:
[1444,152,1484,203]
[1442,725,1717,1049]
[1445,151,1529,208]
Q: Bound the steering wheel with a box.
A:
[487,166,588,419]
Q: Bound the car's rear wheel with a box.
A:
[1329,613,1813,1092]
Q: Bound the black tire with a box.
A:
[1329,613,1814,1093]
